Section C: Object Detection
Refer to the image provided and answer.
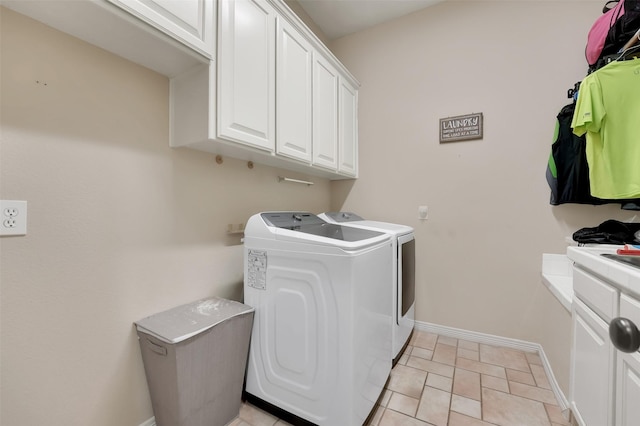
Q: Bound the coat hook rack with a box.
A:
[278,176,314,186]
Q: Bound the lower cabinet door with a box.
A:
[616,351,640,426]
[571,298,615,426]
[616,294,640,426]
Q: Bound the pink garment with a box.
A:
[586,1,625,65]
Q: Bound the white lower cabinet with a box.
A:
[570,264,640,426]
[616,343,640,426]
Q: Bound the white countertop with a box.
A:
[567,245,640,300]
[541,253,573,312]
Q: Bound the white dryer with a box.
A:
[243,212,393,426]
[319,212,415,364]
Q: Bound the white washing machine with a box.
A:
[243,212,393,426]
[319,212,415,364]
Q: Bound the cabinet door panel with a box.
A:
[338,78,358,177]
[571,298,615,426]
[218,0,275,151]
[276,17,312,162]
[617,353,640,426]
[312,54,338,170]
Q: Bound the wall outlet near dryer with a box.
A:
[418,205,428,220]
[1,200,27,236]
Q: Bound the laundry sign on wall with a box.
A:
[439,113,483,143]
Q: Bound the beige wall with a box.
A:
[0,7,331,426]
[328,0,634,395]
[2,1,635,424]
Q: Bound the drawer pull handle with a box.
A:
[609,317,640,353]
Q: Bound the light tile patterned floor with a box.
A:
[230,330,571,426]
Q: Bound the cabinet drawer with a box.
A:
[573,266,619,322]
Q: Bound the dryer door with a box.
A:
[398,233,415,319]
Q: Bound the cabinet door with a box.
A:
[617,351,640,426]
[312,53,339,171]
[571,298,616,426]
[338,77,358,177]
[108,0,215,57]
[276,17,312,162]
[616,294,640,426]
[218,0,275,151]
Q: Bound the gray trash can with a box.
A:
[135,297,254,426]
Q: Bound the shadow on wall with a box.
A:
[330,178,356,211]
[551,202,640,241]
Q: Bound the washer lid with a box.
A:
[346,220,414,236]
[135,297,254,344]
[320,212,414,236]
[260,212,385,242]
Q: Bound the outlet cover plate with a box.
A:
[1,200,27,236]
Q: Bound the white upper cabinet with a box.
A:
[107,0,215,58]
[2,0,214,77]
[213,0,359,178]
[218,0,276,152]
[312,54,339,171]
[339,77,358,177]
[169,0,359,179]
[569,261,640,426]
[276,16,313,162]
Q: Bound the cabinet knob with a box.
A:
[609,317,640,353]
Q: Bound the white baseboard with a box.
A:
[414,320,570,413]
[139,417,155,426]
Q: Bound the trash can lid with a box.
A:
[135,297,254,344]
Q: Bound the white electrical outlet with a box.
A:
[418,205,428,220]
[1,200,27,236]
